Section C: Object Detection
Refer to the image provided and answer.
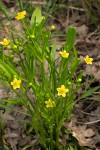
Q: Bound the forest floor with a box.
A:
[0,0,100,150]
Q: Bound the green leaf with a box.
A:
[4,99,22,105]
[21,144,33,150]
[30,7,42,26]
[0,104,10,110]
[67,145,77,150]
[51,41,56,61]
[81,86,100,99]
[0,4,10,20]
[65,26,76,52]
[70,58,79,77]
[17,0,23,10]
[0,60,18,78]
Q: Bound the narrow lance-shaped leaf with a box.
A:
[30,7,42,26]
[0,60,18,79]
[51,41,56,61]
[17,0,23,10]
[0,4,12,21]
[65,26,76,52]
[81,86,100,99]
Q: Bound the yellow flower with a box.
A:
[59,50,69,58]
[45,99,55,108]
[50,25,56,30]
[11,78,22,89]
[57,85,69,97]
[15,11,27,20]
[0,38,10,46]
[84,55,93,64]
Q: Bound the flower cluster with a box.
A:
[44,52,94,109]
[8,12,93,111]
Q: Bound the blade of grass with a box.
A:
[81,86,100,99]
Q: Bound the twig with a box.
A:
[69,6,84,11]
[77,119,100,125]
[29,1,85,12]
[76,109,100,117]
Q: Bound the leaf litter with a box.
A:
[0,0,100,149]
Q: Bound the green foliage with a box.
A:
[30,7,43,26]
[0,3,97,150]
[65,27,76,52]
[81,86,100,99]
[81,0,100,27]
[0,4,10,20]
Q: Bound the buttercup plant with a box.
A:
[0,5,94,150]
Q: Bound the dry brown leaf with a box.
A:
[72,125,95,147]
[77,24,89,36]
[85,62,100,80]
[65,118,96,148]
[5,132,19,138]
